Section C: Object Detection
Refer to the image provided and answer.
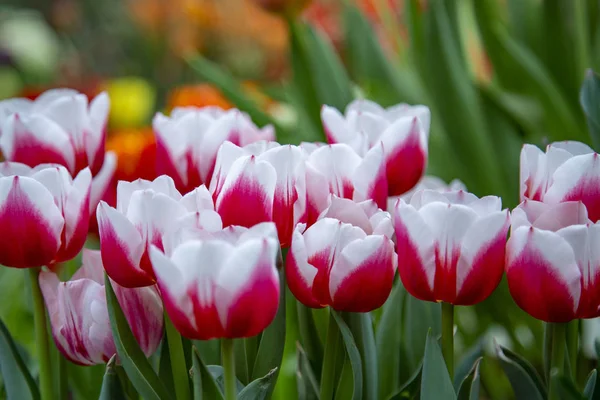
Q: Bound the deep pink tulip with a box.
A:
[0,89,109,176]
[506,201,600,323]
[209,141,306,247]
[521,141,600,222]
[149,222,280,340]
[153,107,275,193]
[394,190,509,305]
[305,143,388,225]
[322,100,429,196]
[286,196,396,312]
[39,250,163,365]
[0,163,91,268]
[97,175,222,288]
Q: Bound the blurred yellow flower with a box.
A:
[104,77,156,129]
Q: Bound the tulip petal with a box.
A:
[352,144,388,210]
[454,211,509,305]
[216,238,279,338]
[90,152,117,214]
[329,235,396,312]
[286,225,321,308]
[0,176,63,267]
[506,227,581,322]
[321,105,351,144]
[87,92,109,174]
[0,114,75,172]
[97,202,149,287]
[215,155,276,228]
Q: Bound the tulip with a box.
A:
[149,222,280,340]
[286,195,396,312]
[305,143,388,225]
[394,189,509,305]
[97,175,222,288]
[39,250,163,365]
[387,175,466,211]
[0,163,91,268]
[506,201,600,323]
[0,89,109,176]
[209,141,306,247]
[153,107,275,193]
[321,100,429,196]
[520,141,600,222]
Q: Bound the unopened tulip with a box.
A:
[97,175,222,288]
[394,190,509,305]
[209,141,306,247]
[0,89,109,175]
[322,100,429,196]
[286,196,396,312]
[0,163,91,268]
[506,201,600,322]
[149,222,280,340]
[39,250,163,365]
[387,175,466,211]
[521,141,600,222]
[153,107,275,193]
[305,143,387,224]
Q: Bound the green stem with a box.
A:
[221,338,237,400]
[566,320,578,380]
[29,268,53,400]
[441,302,454,380]
[549,322,567,400]
[320,311,342,400]
[164,313,190,400]
[58,355,67,400]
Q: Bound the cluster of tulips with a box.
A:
[0,88,599,399]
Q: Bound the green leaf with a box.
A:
[207,365,245,394]
[387,362,422,400]
[454,340,483,391]
[193,340,221,366]
[252,269,286,381]
[584,369,597,399]
[238,368,278,400]
[404,295,440,372]
[104,275,173,400]
[331,310,363,400]
[191,347,224,400]
[335,355,354,400]
[581,69,600,151]
[158,335,175,394]
[421,330,456,400]
[555,374,586,400]
[456,358,482,400]
[296,344,319,400]
[376,283,405,399]
[99,355,126,400]
[346,312,377,400]
[234,340,249,385]
[495,343,546,400]
[297,302,323,376]
[0,317,39,400]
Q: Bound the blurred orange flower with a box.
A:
[106,127,157,184]
[167,83,233,111]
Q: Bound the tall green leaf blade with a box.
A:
[238,368,278,400]
[456,358,482,400]
[404,296,440,372]
[297,302,323,376]
[581,69,600,151]
[495,343,546,400]
[584,370,597,399]
[376,283,405,399]
[453,341,483,391]
[387,362,422,400]
[99,355,126,400]
[0,317,39,400]
[104,275,172,400]
[421,330,456,400]
[331,310,363,400]
[555,374,587,400]
[296,344,319,400]
[191,347,224,400]
[158,335,175,394]
[346,312,377,400]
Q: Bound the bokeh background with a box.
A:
[1,0,600,398]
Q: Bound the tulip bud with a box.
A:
[286,196,396,312]
[150,222,280,340]
[39,250,163,365]
[153,107,275,194]
[506,201,600,323]
[520,141,600,222]
[0,163,91,268]
[322,100,430,196]
[209,141,306,247]
[394,189,509,305]
[0,89,109,176]
[97,175,222,288]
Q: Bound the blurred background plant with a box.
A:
[1,0,600,399]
